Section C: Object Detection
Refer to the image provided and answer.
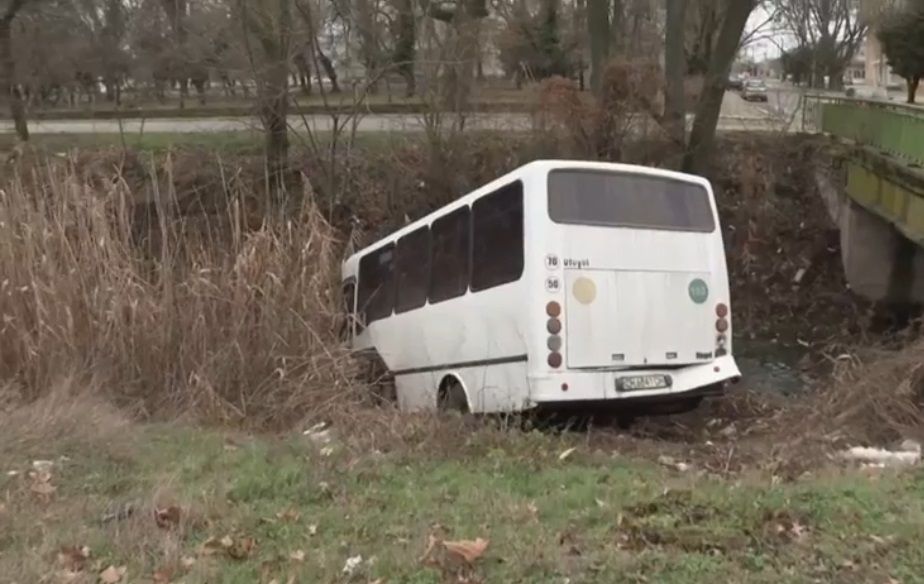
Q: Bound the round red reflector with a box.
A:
[548,352,563,368]
[546,301,562,318]
[547,318,562,335]
[716,318,729,333]
[716,303,729,318]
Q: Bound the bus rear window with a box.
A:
[548,170,716,232]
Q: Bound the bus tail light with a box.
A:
[547,303,563,369]
[715,303,730,356]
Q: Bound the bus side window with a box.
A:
[472,181,524,292]
[357,243,396,324]
[396,226,431,313]
[429,207,471,304]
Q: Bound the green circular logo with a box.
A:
[689,279,709,304]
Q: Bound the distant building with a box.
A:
[860,0,906,91]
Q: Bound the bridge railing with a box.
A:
[807,96,924,166]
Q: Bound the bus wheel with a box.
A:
[438,377,470,415]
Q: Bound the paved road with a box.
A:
[0,91,801,136]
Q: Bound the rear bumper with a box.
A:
[527,356,741,405]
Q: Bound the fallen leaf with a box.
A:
[228,537,255,560]
[152,568,173,583]
[180,556,196,568]
[198,537,225,556]
[289,549,306,562]
[420,535,439,564]
[308,524,318,536]
[275,508,301,522]
[99,565,127,583]
[558,447,577,461]
[220,535,234,549]
[154,506,182,529]
[30,480,57,498]
[790,521,809,540]
[56,546,91,572]
[56,569,81,583]
[442,538,489,564]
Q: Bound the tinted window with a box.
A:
[395,227,431,313]
[472,181,524,292]
[357,244,395,324]
[548,170,715,232]
[429,206,470,303]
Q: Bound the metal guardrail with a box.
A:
[807,96,924,166]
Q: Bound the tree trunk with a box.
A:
[588,0,610,94]
[664,0,687,151]
[683,0,756,175]
[611,0,624,55]
[394,0,416,97]
[355,0,380,94]
[907,77,919,104]
[0,13,27,142]
[263,0,291,207]
[318,50,340,93]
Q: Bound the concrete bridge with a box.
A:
[807,97,924,305]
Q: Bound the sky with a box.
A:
[744,5,794,62]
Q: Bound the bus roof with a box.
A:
[342,160,711,271]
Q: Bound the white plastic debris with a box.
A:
[899,439,922,454]
[342,554,363,576]
[839,446,921,467]
[302,422,327,435]
[32,460,54,473]
[303,422,332,445]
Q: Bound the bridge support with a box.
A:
[816,162,924,305]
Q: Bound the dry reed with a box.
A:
[0,155,357,427]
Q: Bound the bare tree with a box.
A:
[683,0,758,174]
[238,0,293,209]
[1,0,31,142]
[774,0,867,88]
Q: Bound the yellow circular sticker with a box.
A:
[572,277,597,305]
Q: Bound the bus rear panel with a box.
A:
[526,164,740,407]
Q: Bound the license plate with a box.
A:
[618,374,672,392]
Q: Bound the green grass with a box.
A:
[2,420,924,583]
[0,130,418,156]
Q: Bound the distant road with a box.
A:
[0,92,800,135]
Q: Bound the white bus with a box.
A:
[341,160,741,414]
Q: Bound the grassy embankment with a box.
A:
[2,397,923,583]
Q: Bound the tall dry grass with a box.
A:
[0,156,357,427]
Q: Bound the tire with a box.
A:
[438,377,470,415]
